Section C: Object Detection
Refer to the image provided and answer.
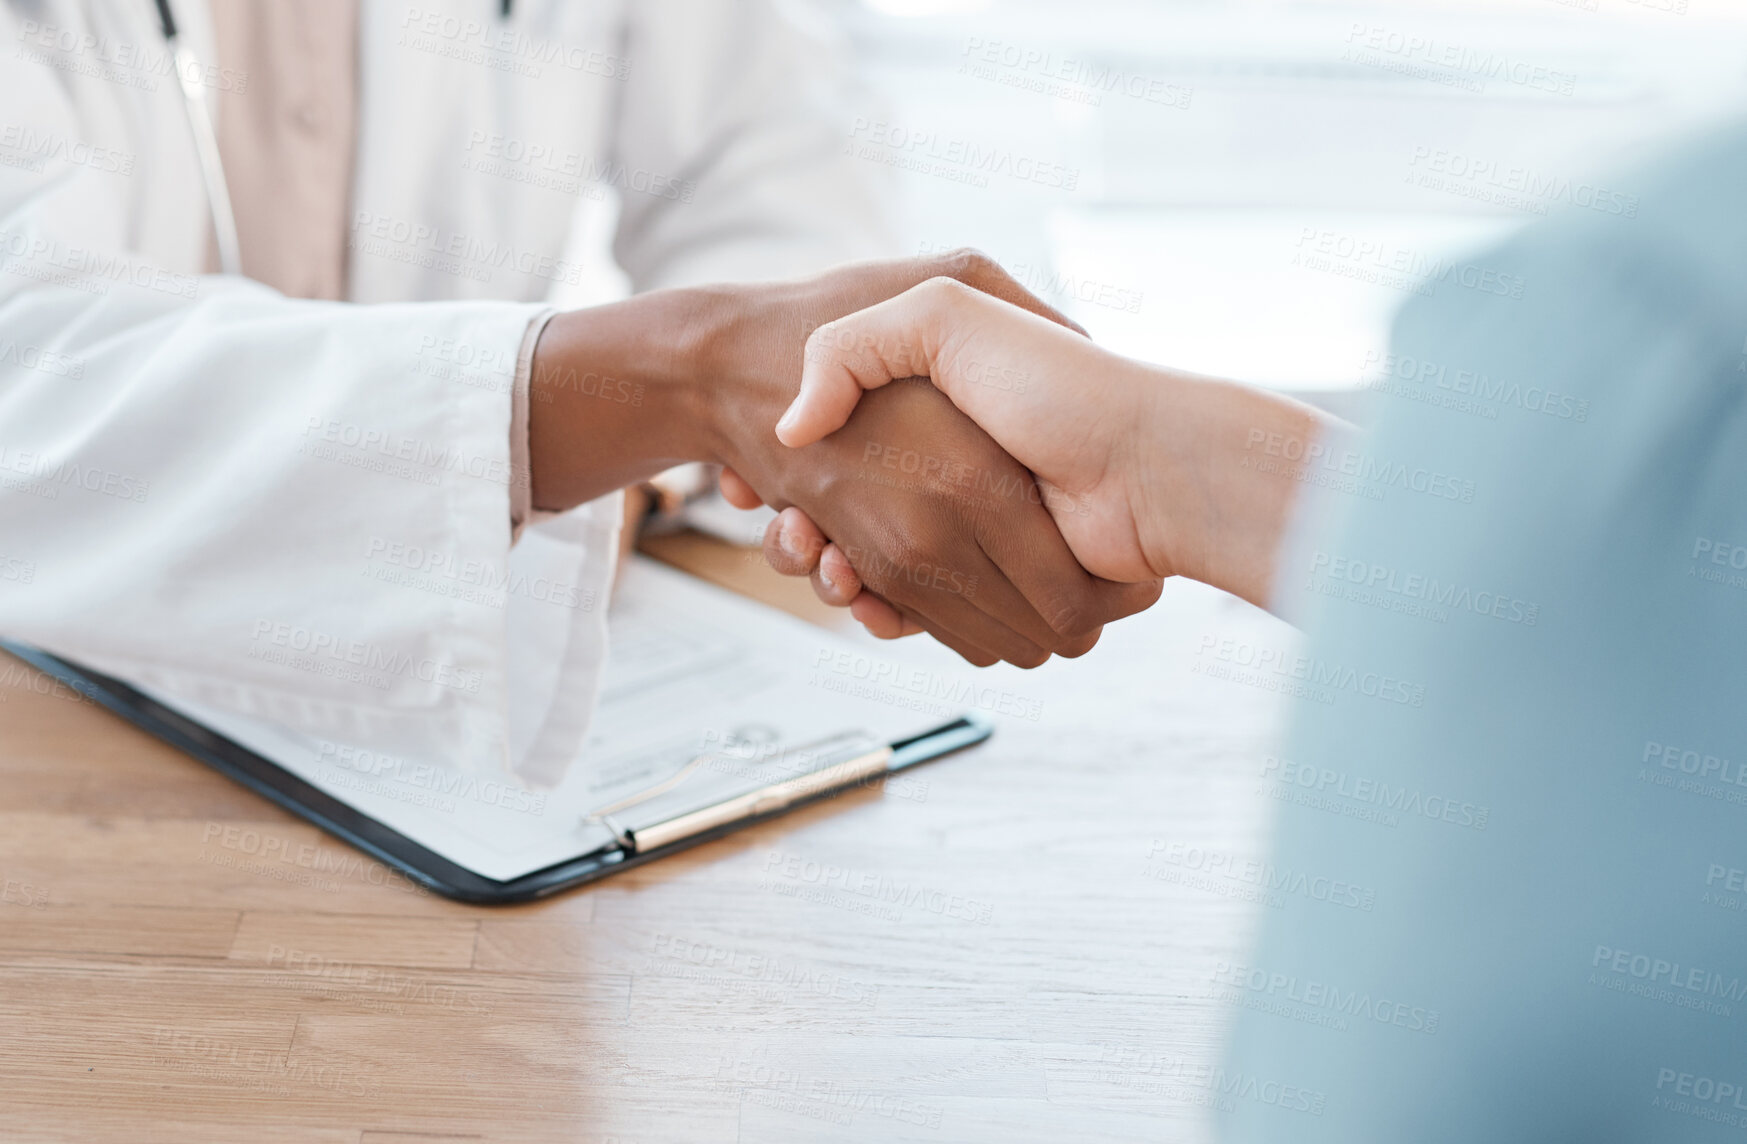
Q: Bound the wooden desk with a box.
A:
[0,535,1291,1143]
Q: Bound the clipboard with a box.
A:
[5,641,990,904]
[1,562,996,904]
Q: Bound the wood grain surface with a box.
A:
[0,533,1296,1143]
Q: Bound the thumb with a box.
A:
[776,277,972,448]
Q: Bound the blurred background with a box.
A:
[568,0,1747,406]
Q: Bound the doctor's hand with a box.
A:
[741,278,1337,633]
[527,251,1161,668]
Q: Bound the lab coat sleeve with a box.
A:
[0,12,602,781]
[607,0,898,290]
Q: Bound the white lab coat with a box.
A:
[0,0,893,783]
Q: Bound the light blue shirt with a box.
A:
[1221,123,1747,1141]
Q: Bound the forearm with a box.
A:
[1127,363,1345,612]
[526,290,728,512]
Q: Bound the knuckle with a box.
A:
[938,246,997,283]
[1042,597,1101,643]
[916,275,964,304]
[913,275,976,320]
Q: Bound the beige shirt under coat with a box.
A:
[206,0,538,533]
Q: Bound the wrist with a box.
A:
[527,290,720,511]
[1127,367,1327,609]
[680,284,811,492]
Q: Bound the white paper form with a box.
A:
[138,557,951,882]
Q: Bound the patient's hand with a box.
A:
[786,279,1160,582]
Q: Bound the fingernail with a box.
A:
[779,527,803,559]
[819,563,836,590]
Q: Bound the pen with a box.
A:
[611,744,895,853]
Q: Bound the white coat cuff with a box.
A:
[508,307,559,544]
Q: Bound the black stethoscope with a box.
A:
[150,0,515,277]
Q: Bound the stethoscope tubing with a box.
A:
[153,0,242,276]
[149,0,517,278]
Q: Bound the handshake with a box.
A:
[528,250,1327,667]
